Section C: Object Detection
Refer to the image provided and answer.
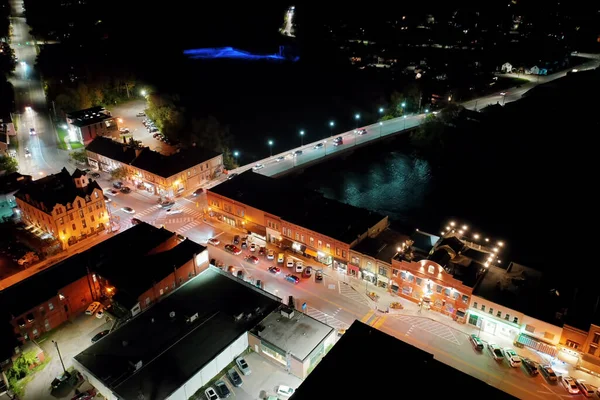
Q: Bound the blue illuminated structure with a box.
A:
[183,46,298,62]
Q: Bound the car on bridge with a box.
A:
[333,137,343,146]
[252,163,264,171]
[292,150,303,157]
[313,142,324,149]
[276,156,284,162]
[356,128,367,135]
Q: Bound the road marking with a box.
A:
[305,306,348,330]
[338,281,369,305]
[390,314,464,345]
[372,315,388,329]
[360,310,375,323]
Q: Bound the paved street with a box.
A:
[8,0,69,178]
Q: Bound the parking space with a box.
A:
[23,313,112,400]
[200,352,302,400]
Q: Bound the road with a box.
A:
[224,56,599,181]
[8,0,68,178]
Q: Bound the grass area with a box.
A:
[56,126,83,150]
[9,355,52,398]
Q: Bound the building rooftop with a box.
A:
[0,172,32,195]
[351,228,410,263]
[67,106,114,127]
[252,309,334,361]
[210,171,387,244]
[14,167,102,212]
[473,263,560,324]
[131,146,221,179]
[85,137,138,164]
[86,137,221,179]
[290,321,515,399]
[74,267,281,400]
[410,230,440,255]
[97,238,206,307]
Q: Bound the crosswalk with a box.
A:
[390,314,464,345]
[133,204,161,218]
[338,281,369,305]
[305,306,349,330]
[178,220,203,233]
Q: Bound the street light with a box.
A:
[354,113,360,129]
[403,115,407,130]
[299,130,305,146]
[329,121,335,137]
[379,122,383,138]
[268,140,273,157]
[378,107,384,114]
[52,340,67,375]
[140,89,147,97]
[233,150,239,165]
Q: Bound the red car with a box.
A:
[246,255,259,264]
[268,266,281,274]
[224,244,242,255]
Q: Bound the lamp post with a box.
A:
[233,150,239,166]
[329,120,335,138]
[378,107,384,117]
[140,89,147,97]
[403,115,407,130]
[268,140,273,157]
[299,130,305,147]
[354,113,360,129]
[401,102,406,117]
[53,340,67,375]
[379,122,383,138]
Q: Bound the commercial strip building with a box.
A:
[74,267,334,400]
[290,320,514,399]
[66,106,119,145]
[86,137,223,198]
[0,223,208,366]
[14,168,109,249]
[207,171,388,270]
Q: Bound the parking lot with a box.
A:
[198,352,302,400]
[22,311,112,400]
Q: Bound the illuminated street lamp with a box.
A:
[140,89,147,97]
[268,140,274,157]
[299,130,305,146]
[329,120,335,137]
[378,107,384,114]
[233,150,239,165]
[354,113,360,129]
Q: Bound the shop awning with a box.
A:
[305,248,318,257]
[377,275,389,284]
[516,333,557,357]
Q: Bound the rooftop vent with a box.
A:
[129,360,143,371]
[186,313,199,323]
[122,340,128,347]
[169,311,176,319]
[281,308,295,319]
[234,312,244,322]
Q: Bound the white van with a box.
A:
[286,258,294,268]
[295,261,304,273]
[277,253,284,264]
[85,301,100,316]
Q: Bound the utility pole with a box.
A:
[53,340,67,375]
[51,100,57,119]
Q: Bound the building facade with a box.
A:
[66,106,119,144]
[15,168,109,249]
[390,259,473,323]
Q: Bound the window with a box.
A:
[513,317,518,324]
[69,213,74,221]
[188,272,193,278]
[172,282,176,289]
[88,206,92,212]
[146,297,151,305]
[443,288,450,297]
[566,340,580,349]
[462,295,469,303]
[295,233,299,240]
[588,345,597,356]
[72,224,76,231]
[336,248,341,256]
[544,332,555,340]
[159,289,164,296]
[300,234,304,243]
[48,302,54,311]
[481,305,486,312]
[32,328,38,337]
[94,192,99,199]
[351,256,360,265]
[525,325,535,333]
[326,243,331,251]
[401,271,407,280]
[392,269,399,277]
[342,250,346,258]
[91,215,95,222]
[310,237,315,247]
[59,217,64,225]
[79,210,84,218]
[318,240,322,248]
[593,333,600,344]
[407,274,414,282]
[473,302,478,309]
[504,314,510,321]
[428,265,435,274]
[436,285,442,293]
[82,220,87,229]
[416,277,423,286]
[77,200,82,208]
[45,319,51,330]
[378,266,387,276]
[496,310,501,317]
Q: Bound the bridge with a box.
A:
[204,55,600,187]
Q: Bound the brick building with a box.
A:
[207,171,388,269]
[14,168,109,249]
[66,106,119,145]
[86,137,223,198]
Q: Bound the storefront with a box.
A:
[377,275,389,289]
[348,264,360,278]
[333,258,347,273]
[304,248,318,259]
[317,251,332,266]
[223,215,237,228]
[467,309,520,339]
[362,270,376,284]
[266,227,280,244]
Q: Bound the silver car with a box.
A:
[236,356,251,375]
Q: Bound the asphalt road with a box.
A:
[8,0,68,178]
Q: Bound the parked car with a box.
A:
[85,301,100,315]
[249,243,257,252]
[224,244,242,255]
[95,309,104,319]
[159,201,175,208]
[204,387,219,400]
[576,379,593,397]
[136,112,146,117]
[286,258,294,268]
[487,343,504,361]
[267,249,275,260]
[560,376,580,394]
[18,252,39,266]
[121,207,135,214]
[277,385,295,397]
[521,358,538,375]
[131,218,142,225]
[469,334,484,351]
[259,246,266,256]
[91,330,110,343]
[295,261,304,273]
[72,388,96,400]
[503,348,521,367]
[233,235,240,245]
[113,181,123,189]
[285,274,300,284]
[315,270,323,281]
[214,380,230,398]
[227,173,238,180]
[540,364,558,382]
[236,356,251,375]
[302,267,312,278]
[192,188,203,196]
[226,368,243,387]
[119,186,131,194]
[208,237,220,246]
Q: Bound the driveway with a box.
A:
[23,314,111,400]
